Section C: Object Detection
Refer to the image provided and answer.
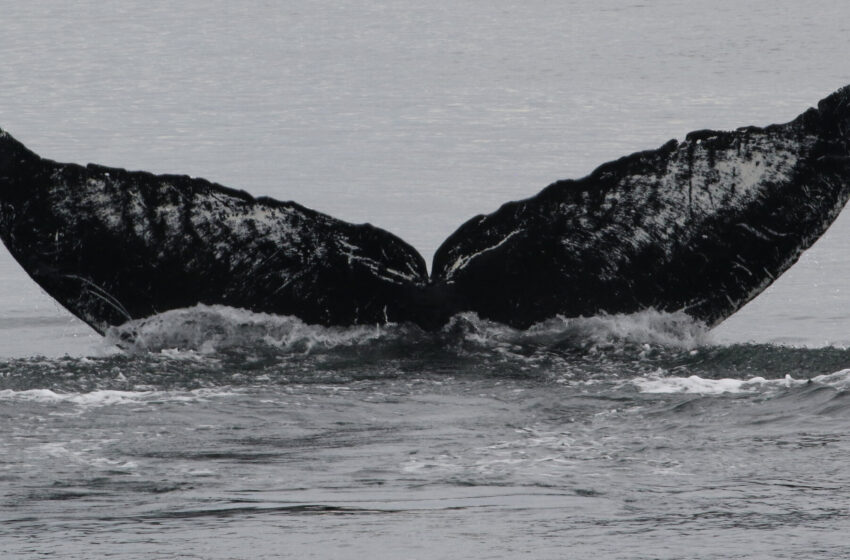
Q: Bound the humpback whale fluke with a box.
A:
[434,87,850,328]
[0,133,442,333]
[2,86,850,335]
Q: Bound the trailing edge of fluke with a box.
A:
[2,86,850,336]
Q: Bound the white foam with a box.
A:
[630,374,783,394]
[809,368,850,390]
[104,304,711,355]
[457,308,709,351]
[105,304,409,354]
[0,388,151,405]
[632,369,850,394]
[0,387,240,406]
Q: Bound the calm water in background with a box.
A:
[3,2,850,558]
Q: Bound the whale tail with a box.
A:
[2,86,850,334]
[0,130,446,333]
[430,85,850,328]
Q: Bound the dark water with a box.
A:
[3,310,850,559]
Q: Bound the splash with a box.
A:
[104,304,709,356]
[104,304,425,354]
[5,307,843,393]
[465,309,709,350]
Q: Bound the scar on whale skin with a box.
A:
[2,85,850,335]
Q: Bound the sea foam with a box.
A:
[104,304,709,355]
[631,369,850,394]
[0,387,239,407]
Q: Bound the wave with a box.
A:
[104,304,428,354]
[95,304,716,382]
[103,304,708,354]
[631,368,850,394]
[0,387,238,407]
[0,305,848,394]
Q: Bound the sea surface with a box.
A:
[2,2,850,558]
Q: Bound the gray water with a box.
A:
[3,1,850,558]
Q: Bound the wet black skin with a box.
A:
[2,86,850,334]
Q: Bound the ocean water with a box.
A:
[2,1,850,558]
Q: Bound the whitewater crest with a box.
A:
[630,369,850,395]
[0,387,237,408]
[105,304,425,354]
[103,304,710,355]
